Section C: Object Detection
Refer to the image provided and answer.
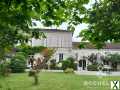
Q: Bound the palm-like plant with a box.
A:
[104,53,120,71]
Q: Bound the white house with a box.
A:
[31,29,73,62]
[31,29,120,71]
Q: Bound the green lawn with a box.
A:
[0,72,120,90]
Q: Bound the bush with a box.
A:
[87,64,98,71]
[10,52,26,73]
[64,68,74,73]
[0,61,11,76]
[62,57,77,70]
[56,62,62,70]
[62,60,70,70]
[50,59,56,70]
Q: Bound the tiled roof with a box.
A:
[72,42,120,49]
[32,28,72,33]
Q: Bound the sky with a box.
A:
[32,0,95,42]
[72,0,95,42]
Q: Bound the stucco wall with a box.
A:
[73,49,120,60]
[31,31,72,48]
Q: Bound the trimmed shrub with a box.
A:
[56,62,62,70]
[50,59,56,70]
[87,64,98,71]
[62,57,77,70]
[10,52,26,73]
[73,63,77,70]
[62,60,71,70]
[64,68,74,73]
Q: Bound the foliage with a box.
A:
[78,42,86,49]
[0,0,89,59]
[50,59,57,70]
[62,57,76,70]
[28,70,38,85]
[49,59,63,70]
[1,72,119,90]
[0,60,11,76]
[104,53,120,63]
[64,68,74,73]
[87,64,98,71]
[32,48,55,69]
[62,60,70,70]
[101,53,120,71]
[10,52,26,73]
[87,53,97,64]
[80,0,120,48]
[42,48,55,61]
[16,44,46,56]
[56,62,62,70]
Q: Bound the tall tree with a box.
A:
[80,0,120,48]
[0,0,89,59]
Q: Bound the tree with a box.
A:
[104,53,120,70]
[80,0,120,48]
[87,53,97,64]
[10,52,26,73]
[0,0,89,59]
[16,44,46,56]
[41,48,55,69]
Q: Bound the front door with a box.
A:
[79,60,86,70]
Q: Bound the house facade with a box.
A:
[31,29,120,71]
[31,29,73,62]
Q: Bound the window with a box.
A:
[103,60,109,65]
[79,60,82,67]
[32,22,37,26]
[59,53,63,61]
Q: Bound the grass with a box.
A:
[0,72,120,90]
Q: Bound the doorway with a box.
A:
[79,60,86,70]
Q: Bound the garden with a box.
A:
[86,53,120,71]
[1,72,120,90]
[0,0,120,90]
[0,48,120,90]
